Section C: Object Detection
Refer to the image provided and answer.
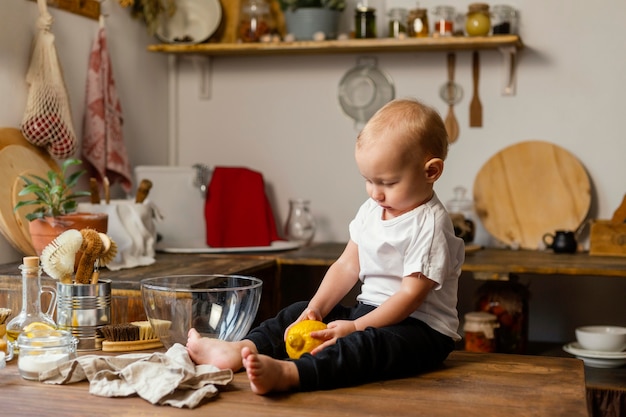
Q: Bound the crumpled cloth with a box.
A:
[39,343,233,409]
[82,16,132,193]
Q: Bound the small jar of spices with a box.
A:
[388,8,408,39]
[432,5,455,37]
[491,4,519,34]
[408,8,429,38]
[465,3,491,36]
[355,6,377,39]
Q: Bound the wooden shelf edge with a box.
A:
[147,35,523,56]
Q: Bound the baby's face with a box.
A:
[355,137,432,219]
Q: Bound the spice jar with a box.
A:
[465,3,491,36]
[463,312,499,352]
[388,8,408,39]
[238,0,272,42]
[491,4,518,34]
[355,6,377,39]
[408,8,429,38]
[17,329,77,380]
[432,5,455,37]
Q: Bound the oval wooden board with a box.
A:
[473,140,591,250]
[0,128,58,255]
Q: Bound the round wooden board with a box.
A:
[473,140,591,250]
[0,128,58,255]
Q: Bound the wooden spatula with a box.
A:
[469,51,483,127]
[444,53,459,143]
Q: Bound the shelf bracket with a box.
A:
[187,56,213,100]
[499,46,517,96]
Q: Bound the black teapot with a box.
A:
[542,230,577,254]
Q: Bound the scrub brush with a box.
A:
[75,229,103,284]
[40,229,83,284]
[101,320,171,352]
[90,233,118,284]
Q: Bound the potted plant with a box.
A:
[278,0,346,40]
[13,158,108,255]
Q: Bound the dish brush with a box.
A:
[90,233,118,284]
[75,229,103,284]
[101,320,170,352]
[40,229,83,284]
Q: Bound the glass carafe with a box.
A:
[6,256,57,353]
[284,199,316,246]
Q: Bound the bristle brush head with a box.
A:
[40,229,83,281]
[97,233,118,266]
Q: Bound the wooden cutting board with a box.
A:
[473,140,591,250]
[0,128,58,255]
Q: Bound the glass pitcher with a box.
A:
[285,199,316,246]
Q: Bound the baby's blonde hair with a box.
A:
[356,99,448,163]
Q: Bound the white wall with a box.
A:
[1,0,624,343]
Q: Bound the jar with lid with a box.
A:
[388,8,408,39]
[355,6,377,39]
[465,3,491,36]
[17,329,77,380]
[432,5,455,37]
[463,311,499,352]
[285,199,316,246]
[408,8,429,38]
[491,5,518,34]
[446,186,476,243]
[238,0,273,42]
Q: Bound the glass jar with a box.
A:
[355,6,377,39]
[463,311,499,352]
[491,5,518,34]
[285,199,316,246]
[432,5,455,37]
[465,3,491,36]
[388,8,408,39]
[446,186,476,243]
[5,256,57,354]
[408,8,429,38]
[238,0,272,42]
[17,329,77,380]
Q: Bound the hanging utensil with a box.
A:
[443,53,460,143]
[469,51,483,127]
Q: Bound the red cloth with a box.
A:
[82,17,132,193]
[205,167,281,248]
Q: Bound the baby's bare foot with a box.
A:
[186,328,254,371]
[241,346,300,395]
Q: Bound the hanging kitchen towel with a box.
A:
[82,16,132,193]
[205,166,281,247]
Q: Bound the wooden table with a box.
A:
[0,350,587,417]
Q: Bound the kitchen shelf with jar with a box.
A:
[148,35,523,97]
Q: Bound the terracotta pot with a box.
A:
[28,212,109,256]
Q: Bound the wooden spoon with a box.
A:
[469,51,483,127]
[444,53,459,143]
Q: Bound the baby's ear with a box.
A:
[424,158,444,183]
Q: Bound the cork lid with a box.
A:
[23,256,39,268]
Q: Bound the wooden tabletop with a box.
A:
[0,350,586,417]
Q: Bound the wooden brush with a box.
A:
[101,320,170,352]
[90,233,118,284]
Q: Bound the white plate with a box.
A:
[338,58,395,126]
[155,0,222,44]
[157,239,301,253]
[563,342,626,359]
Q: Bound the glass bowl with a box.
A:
[141,275,263,349]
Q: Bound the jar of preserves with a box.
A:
[238,0,272,42]
[465,3,491,36]
[491,4,518,34]
[463,312,499,352]
[17,329,77,380]
[408,8,429,38]
[355,6,377,39]
[432,5,455,37]
[388,8,408,39]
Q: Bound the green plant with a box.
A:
[279,0,346,12]
[14,158,91,221]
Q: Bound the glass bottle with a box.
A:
[408,8,429,38]
[285,199,316,246]
[432,5,455,37]
[387,8,408,39]
[355,6,377,39]
[238,0,272,43]
[446,186,476,243]
[491,5,518,34]
[5,256,57,354]
[465,3,491,36]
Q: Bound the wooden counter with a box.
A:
[0,350,586,417]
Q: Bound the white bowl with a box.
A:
[575,325,626,352]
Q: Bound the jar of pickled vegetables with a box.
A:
[388,8,408,38]
[432,5,455,37]
[465,3,491,36]
[408,8,429,38]
[463,312,499,352]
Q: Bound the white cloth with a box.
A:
[39,343,233,409]
[349,194,464,341]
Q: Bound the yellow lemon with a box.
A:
[23,322,56,333]
[286,320,327,359]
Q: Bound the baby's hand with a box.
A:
[309,320,356,355]
[284,307,323,340]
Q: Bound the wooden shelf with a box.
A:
[147,35,523,56]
